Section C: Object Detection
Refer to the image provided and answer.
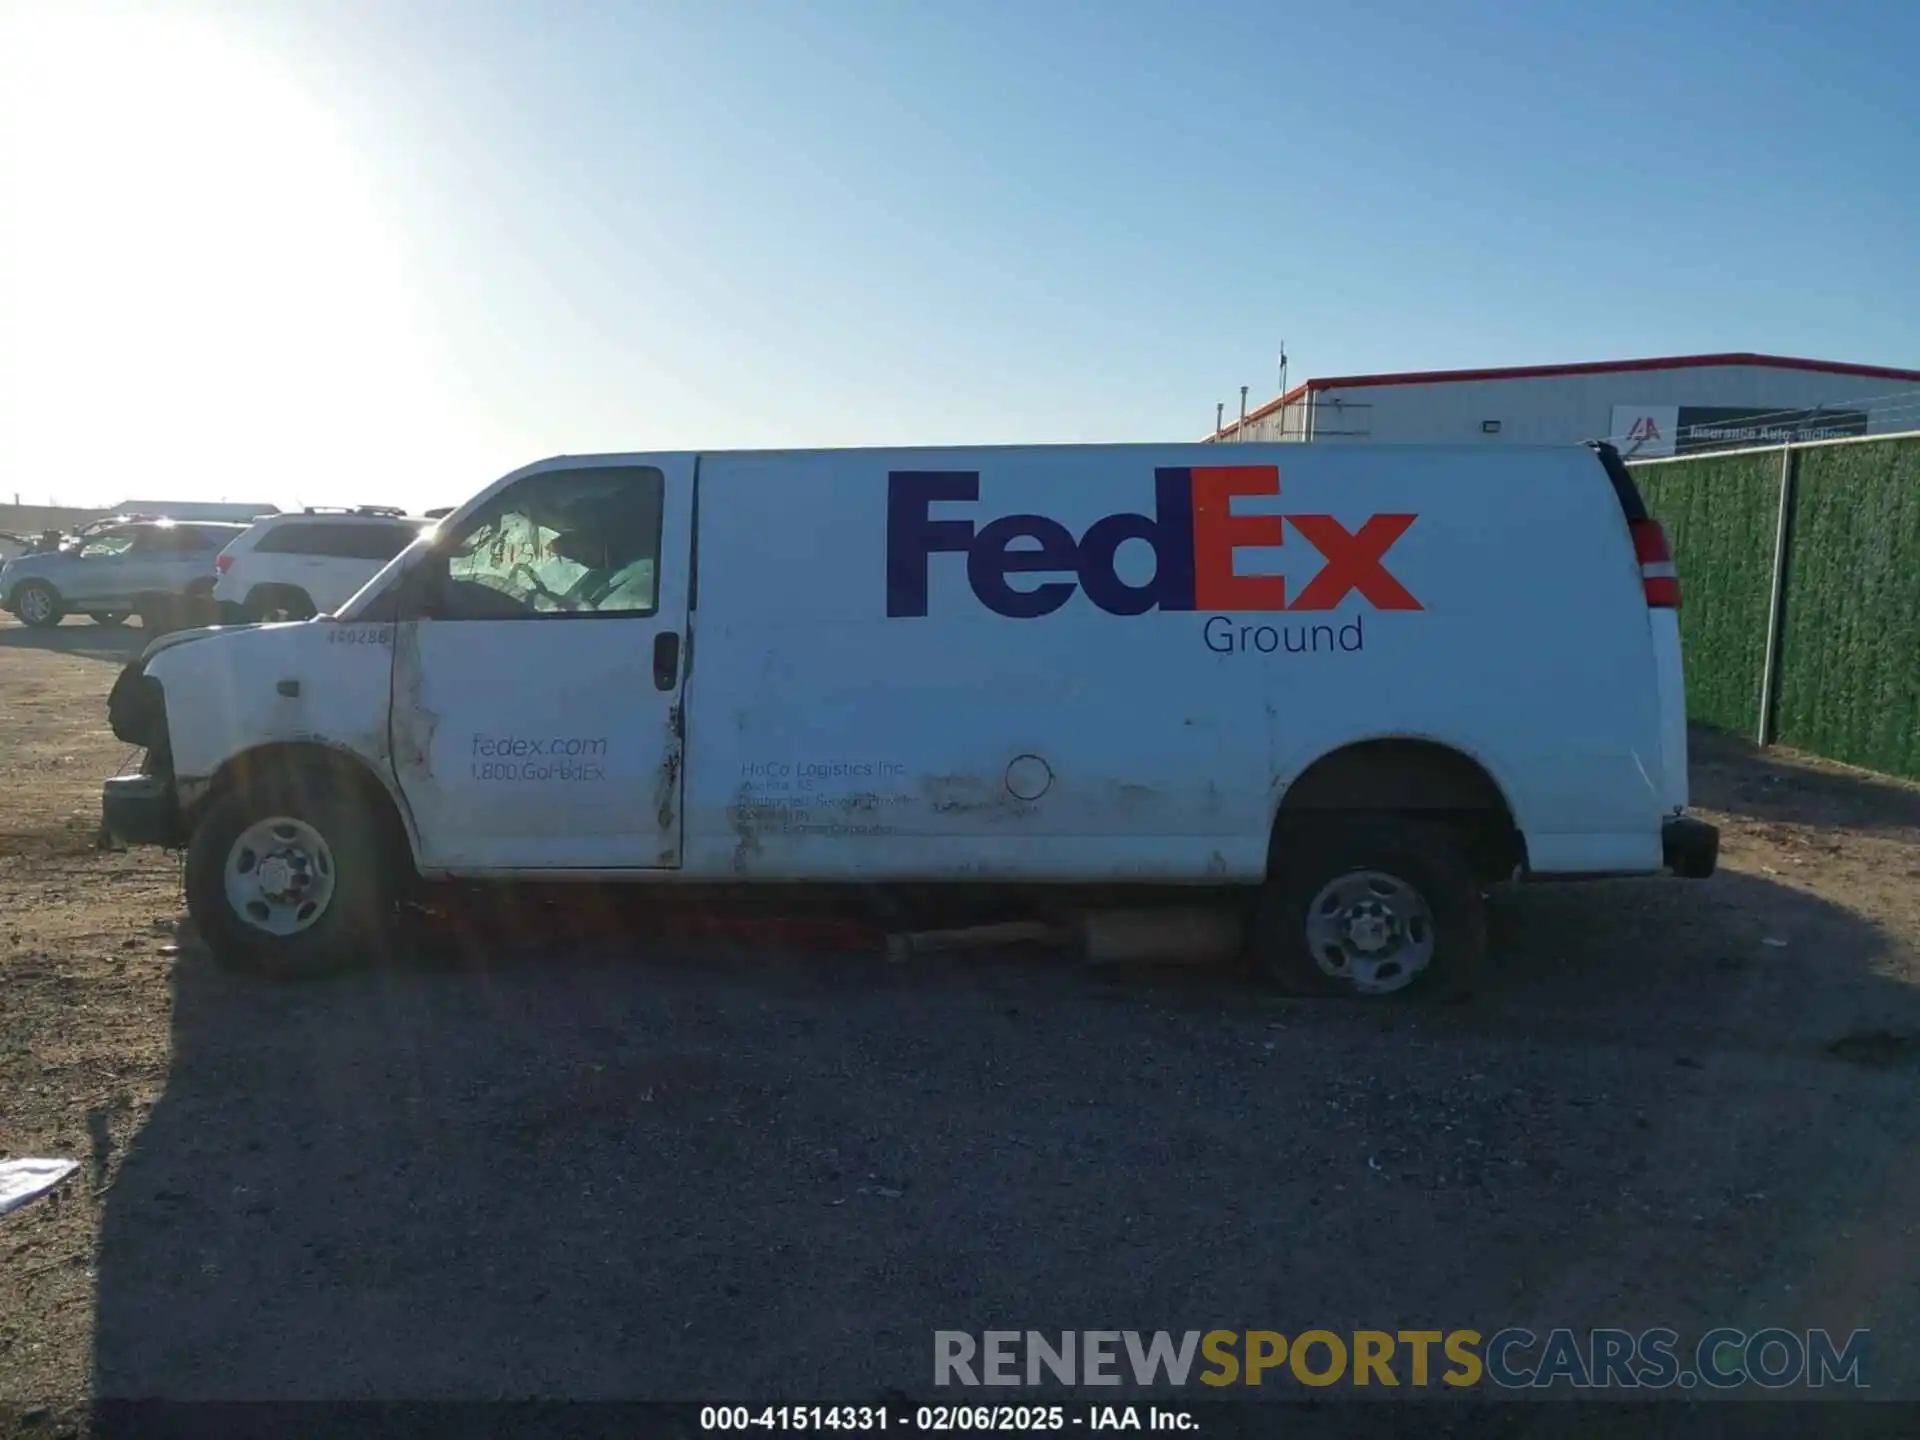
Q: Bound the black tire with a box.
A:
[185,765,402,979]
[1252,816,1484,1001]
[13,580,63,628]
[247,587,316,623]
[88,611,130,627]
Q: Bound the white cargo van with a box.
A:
[102,440,1717,998]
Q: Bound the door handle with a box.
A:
[653,631,680,691]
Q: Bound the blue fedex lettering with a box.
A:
[886,471,1196,619]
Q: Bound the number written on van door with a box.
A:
[327,626,394,646]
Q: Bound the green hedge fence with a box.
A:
[1631,432,1920,783]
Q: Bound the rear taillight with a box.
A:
[215,554,234,572]
[1631,518,1680,609]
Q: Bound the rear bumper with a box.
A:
[102,774,181,849]
[1662,814,1719,879]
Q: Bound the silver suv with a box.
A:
[0,519,250,628]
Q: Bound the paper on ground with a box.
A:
[0,1158,80,1216]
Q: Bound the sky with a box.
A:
[1,0,1915,512]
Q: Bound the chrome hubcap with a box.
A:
[1304,869,1436,995]
[224,816,337,936]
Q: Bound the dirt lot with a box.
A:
[5,612,1920,1418]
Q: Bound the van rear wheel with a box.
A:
[185,766,399,979]
[1253,817,1483,1001]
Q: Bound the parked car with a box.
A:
[212,507,435,622]
[1,519,248,628]
[102,440,1718,990]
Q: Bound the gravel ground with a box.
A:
[5,613,1920,1421]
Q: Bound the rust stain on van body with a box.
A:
[390,620,440,781]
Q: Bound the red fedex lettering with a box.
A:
[1287,513,1423,611]
[1191,465,1291,612]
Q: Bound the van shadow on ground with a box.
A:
[88,839,1920,1406]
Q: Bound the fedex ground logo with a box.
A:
[885,465,1422,620]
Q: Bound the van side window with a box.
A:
[434,466,664,620]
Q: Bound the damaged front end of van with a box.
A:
[101,625,257,847]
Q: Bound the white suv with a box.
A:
[213,508,433,621]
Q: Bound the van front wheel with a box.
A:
[1254,817,1483,1001]
[185,769,398,979]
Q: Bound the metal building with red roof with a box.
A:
[1207,353,1920,456]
